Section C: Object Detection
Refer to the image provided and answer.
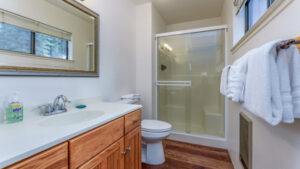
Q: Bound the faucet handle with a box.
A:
[62,95,71,104]
[66,99,71,104]
[64,98,71,107]
[39,104,54,116]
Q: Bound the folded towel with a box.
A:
[243,40,283,126]
[121,94,141,100]
[227,51,251,102]
[288,45,300,118]
[220,65,231,96]
[276,48,294,123]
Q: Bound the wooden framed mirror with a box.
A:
[0,0,99,76]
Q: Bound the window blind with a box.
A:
[0,9,71,41]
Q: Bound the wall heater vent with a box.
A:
[240,112,252,169]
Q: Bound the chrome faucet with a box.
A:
[40,95,71,116]
[53,95,70,111]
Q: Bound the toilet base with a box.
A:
[142,141,165,165]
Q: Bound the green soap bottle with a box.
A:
[6,92,23,123]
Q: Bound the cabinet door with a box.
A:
[69,117,124,169]
[79,138,125,169]
[5,142,68,169]
[124,127,141,169]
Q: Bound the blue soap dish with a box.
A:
[76,105,87,109]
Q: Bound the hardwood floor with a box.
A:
[142,139,234,169]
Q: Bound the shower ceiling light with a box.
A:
[163,43,173,52]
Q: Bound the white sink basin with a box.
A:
[38,110,105,127]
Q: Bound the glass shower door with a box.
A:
[157,29,225,137]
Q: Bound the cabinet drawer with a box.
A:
[125,109,141,134]
[69,117,124,169]
[5,142,68,169]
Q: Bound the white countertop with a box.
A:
[0,99,142,168]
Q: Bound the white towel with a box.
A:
[220,65,231,96]
[288,46,300,118]
[227,51,251,102]
[121,94,141,100]
[276,48,294,123]
[243,40,283,126]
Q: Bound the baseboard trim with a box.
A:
[167,131,228,149]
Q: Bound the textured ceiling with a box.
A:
[152,0,225,24]
[133,0,225,24]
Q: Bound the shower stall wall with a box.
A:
[155,25,227,139]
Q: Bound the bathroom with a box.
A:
[1,0,300,169]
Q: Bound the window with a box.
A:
[245,0,276,32]
[35,33,69,60]
[0,23,31,54]
[0,23,70,60]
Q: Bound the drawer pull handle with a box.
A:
[126,147,132,151]
[133,119,138,123]
[121,151,127,155]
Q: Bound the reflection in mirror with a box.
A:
[0,0,98,76]
[0,11,72,60]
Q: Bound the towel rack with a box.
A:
[156,81,192,87]
[276,39,300,52]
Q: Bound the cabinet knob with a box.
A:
[121,151,127,155]
[133,119,138,123]
[126,147,132,151]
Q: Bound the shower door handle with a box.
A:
[156,81,192,87]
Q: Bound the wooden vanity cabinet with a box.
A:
[69,117,124,169]
[70,109,142,169]
[124,127,142,169]
[78,126,142,169]
[78,138,125,169]
[124,109,142,169]
[4,109,142,169]
[5,142,68,169]
[124,109,141,134]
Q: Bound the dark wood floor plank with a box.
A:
[165,139,229,155]
[166,150,232,169]
[165,142,231,162]
[166,157,212,169]
[143,139,234,169]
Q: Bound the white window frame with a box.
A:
[231,0,295,54]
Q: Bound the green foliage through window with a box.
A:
[0,23,31,53]
[0,23,70,60]
[35,33,68,60]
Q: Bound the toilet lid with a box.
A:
[142,120,172,132]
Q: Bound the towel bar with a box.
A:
[276,39,300,52]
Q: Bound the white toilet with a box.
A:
[117,95,172,165]
[141,119,171,165]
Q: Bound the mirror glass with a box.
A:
[0,0,98,76]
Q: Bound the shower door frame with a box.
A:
[154,25,229,145]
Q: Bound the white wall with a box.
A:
[136,2,153,119]
[166,17,223,32]
[0,0,137,112]
[136,2,167,119]
[221,0,234,61]
[223,0,300,169]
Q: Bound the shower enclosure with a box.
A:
[156,26,227,138]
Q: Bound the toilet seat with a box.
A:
[142,120,172,133]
